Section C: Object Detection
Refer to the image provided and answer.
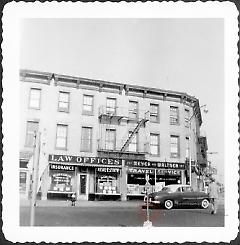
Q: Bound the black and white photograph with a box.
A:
[2,2,239,243]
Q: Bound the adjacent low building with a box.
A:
[19,69,208,201]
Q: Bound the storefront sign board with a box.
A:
[50,163,75,171]
[125,160,185,170]
[128,168,181,176]
[96,167,120,173]
[49,154,122,166]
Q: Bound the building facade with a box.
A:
[20,69,208,201]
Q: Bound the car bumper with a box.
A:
[150,200,161,204]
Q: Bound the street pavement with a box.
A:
[20,198,224,227]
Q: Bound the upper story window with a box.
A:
[29,88,41,109]
[186,137,190,159]
[150,103,159,122]
[83,95,94,115]
[150,133,160,155]
[185,108,190,127]
[81,127,92,152]
[58,91,70,112]
[170,135,180,158]
[56,124,68,149]
[106,98,116,115]
[25,120,39,147]
[170,106,179,125]
[129,101,138,120]
[105,129,116,150]
[128,131,138,152]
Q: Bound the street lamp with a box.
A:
[188,104,208,186]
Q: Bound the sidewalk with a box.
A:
[20,199,143,208]
[20,197,224,208]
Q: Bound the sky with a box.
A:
[20,18,224,182]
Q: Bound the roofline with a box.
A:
[20,68,198,103]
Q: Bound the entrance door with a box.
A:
[78,174,88,200]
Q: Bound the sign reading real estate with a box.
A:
[125,160,185,170]
[49,154,122,166]
[96,167,120,173]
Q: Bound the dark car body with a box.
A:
[147,184,210,209]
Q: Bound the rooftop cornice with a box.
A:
[20,69,198,104]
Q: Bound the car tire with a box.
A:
[164,199,174,210]
[201,199,209,209]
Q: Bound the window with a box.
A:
[128,131,138,152]
[150,103,159,122]
[19,171,27,192]
[150,133,160,155]
[170,135,180,158]
[106,98,116,115]
[29,88,41,109]
[170,106,179,125]
[81,127,92,152]
[105,129,116,150]
[58,91,70,112]
[56,124,68,149]
[182,186,193,192]
[83,95,94,115]
[186,137,190,159]
[25,121,39,147]
[129,101,138,119]
[185,109,190,127]
[176,187,183,192]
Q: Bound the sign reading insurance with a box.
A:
[125,160,185,170]
[50,163,75,171]
[49,154,122,166]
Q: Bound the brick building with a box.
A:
[19,69,208,201]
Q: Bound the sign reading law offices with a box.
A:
[48,154,122,166]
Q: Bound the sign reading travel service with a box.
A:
[128,168,181,176]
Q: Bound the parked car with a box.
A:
[146,184,210,210]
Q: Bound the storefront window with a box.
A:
[19,171,27,192]
[127,171,181,195]
[49,172,74,192]
[96,169,120,194]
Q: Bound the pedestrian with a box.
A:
[208,178,219,214]
[71,192,76,206]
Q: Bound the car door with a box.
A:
[181,187,196,206]
[173,187,184,206]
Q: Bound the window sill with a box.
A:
[150,120,160,124]
[82,112,94,116]
[24,145,34,148]
[149,154,160,157]
[55,147,68,151]
[28,107,40,110]
[58,109,69,113]
[170,155,180,158]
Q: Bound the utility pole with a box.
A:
[30,132,41,226]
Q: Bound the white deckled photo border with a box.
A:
[2,2,239,243]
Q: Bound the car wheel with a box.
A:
[164,199,174,210]
[201,199,209,209]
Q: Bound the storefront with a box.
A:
[44,154,186,201]
[47,163,76,199]
[47,154,122,200]
[125,160,184,198]
[19,160,30,199]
